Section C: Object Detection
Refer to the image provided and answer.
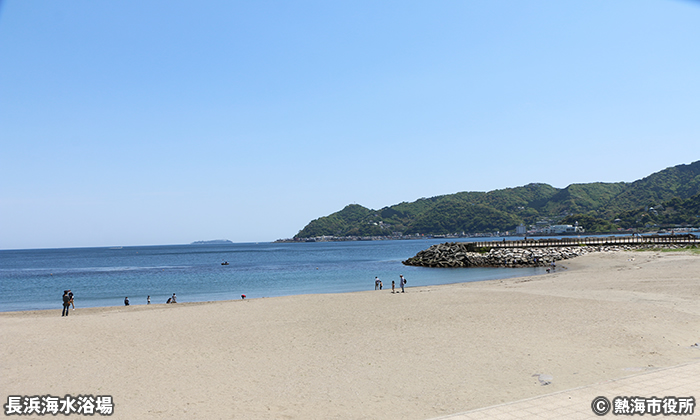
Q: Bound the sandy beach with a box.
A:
[2,250,699,419]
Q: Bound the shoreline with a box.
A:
[0,262,557,315]
[0,267,548,314]
[2,250,699,419]
[0,271,545,316]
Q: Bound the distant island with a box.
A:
[286,160,700,241]
[191,240,234,245]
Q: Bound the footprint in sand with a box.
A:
[532,373,553,386]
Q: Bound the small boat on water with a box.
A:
[221,261,229,266]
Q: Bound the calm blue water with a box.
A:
[0,239,546,312]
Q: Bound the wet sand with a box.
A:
[2,250,699,419]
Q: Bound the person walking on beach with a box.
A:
[124,297,130,306]
[147,295,151,305]
[375,277,380,290]
[391,280,395,294]
[399,275,406,293]
[62,290,71,316]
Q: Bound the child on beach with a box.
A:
[391,280,395,293]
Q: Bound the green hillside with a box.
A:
[612,193,700,229]
[541,182,628,217]
[293,161,700,238]
[606,160,700,212]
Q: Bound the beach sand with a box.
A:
[2,250,699,419]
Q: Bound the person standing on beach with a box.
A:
[68,290,75,310]
[399,275,406,293]
[379,280,383,290]
[147,295,151,305]
[124,297,130,306]
[375,277,380,290]
[62,290,71,316]
[391,280,395,294]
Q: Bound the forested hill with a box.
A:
[294,161,700,238]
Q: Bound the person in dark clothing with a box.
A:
[124,297,130,306]
[62,290,71,316]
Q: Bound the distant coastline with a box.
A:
[276,228,699,243]
[191,239,233,245]
[275,231,628,243]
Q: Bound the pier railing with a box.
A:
[465,234,698,251]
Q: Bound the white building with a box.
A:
[543,222,584,234]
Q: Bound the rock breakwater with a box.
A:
[402,242,690,268]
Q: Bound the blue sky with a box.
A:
[1,0,699,249]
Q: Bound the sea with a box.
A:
[0,238,547,312]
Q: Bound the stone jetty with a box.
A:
[402,242,691,268]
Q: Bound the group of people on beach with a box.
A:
[61,290,74,316]
[375,275,407,293]
[62,291,178,315]
[126,293,176,305]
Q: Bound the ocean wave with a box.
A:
[0,265,193,275]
